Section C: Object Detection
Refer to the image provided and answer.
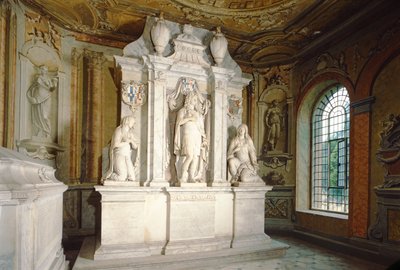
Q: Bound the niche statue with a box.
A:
[174,91,208,183]
[265,99,283,151]
[103,115,139,182]
[26,65,58,138]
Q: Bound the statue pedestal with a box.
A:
[231,186,273,248]
[368,186,400,243]
[93,186,154,260]
[91,185,283,262]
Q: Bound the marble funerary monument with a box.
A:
[74,15,287,268]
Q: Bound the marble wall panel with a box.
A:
[296,212,348,238]
[351,112,370,238]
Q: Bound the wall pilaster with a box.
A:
[69,48,83,184]
[84,49,105,183]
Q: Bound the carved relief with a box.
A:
[168,24,211,66]
[301,52,348,88]
[227,95,242,120]
[121,80,147,112]
[88,0,116,31]
[265,198,288,219]
[25,12,61,54]
[170,193,215,201]
[259,66,291,88]
[263,171,285,186]
[170,0,297,31]
[376,113,400,188]
[37,167,54,183]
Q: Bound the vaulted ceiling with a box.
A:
[21,0,390,69]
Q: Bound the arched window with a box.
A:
[311,86,350,213]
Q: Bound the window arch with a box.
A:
[311,86,350,213]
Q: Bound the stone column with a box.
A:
[145,56,172,187]
[210,67,233,185]
[84,50,105,183]
[69,48,82,184]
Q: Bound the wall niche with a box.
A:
[257,75,293,172]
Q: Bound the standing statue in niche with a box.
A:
[228,124,263,183]
[265,100,283,151]
[103,115,139,182]
[174,92,208,183]
[26,65,58,138]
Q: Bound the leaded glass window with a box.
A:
[312,85,349,213]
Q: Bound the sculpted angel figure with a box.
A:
[26,65,58,138]
[103,115,139,182]
[228,124,262,183]
[174,92,208,183]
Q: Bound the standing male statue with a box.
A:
[174,92,208,183]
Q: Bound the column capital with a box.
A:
[71,48,82,62]
[84,49,106,68]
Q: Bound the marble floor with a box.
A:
[65,234,391,270]
[196,234,388,270]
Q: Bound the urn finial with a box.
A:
[150,13,170,56]
[210,26,228,67]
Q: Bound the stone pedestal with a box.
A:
[90,185,282,263]
[94,186,153,260]
[368,187,400,243]
[231,186,272,248]
[0,147,68,270]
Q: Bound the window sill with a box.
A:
[297,209,348,220]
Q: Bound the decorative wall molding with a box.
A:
[350,96,375,114]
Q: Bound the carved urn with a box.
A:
[210,27,228,67]
[150,13,170,56]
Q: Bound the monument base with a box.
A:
[80,185,288,269]
[73,236,288,270]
